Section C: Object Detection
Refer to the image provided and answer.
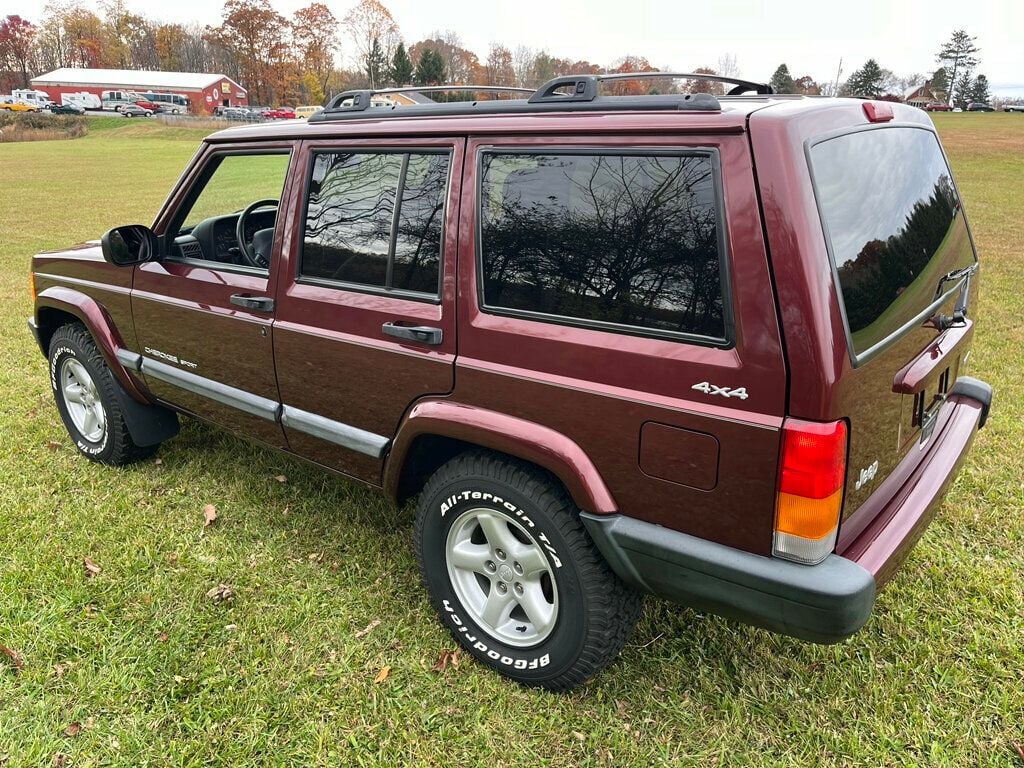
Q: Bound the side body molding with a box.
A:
[384,400,618,514]
[34,286,149,402]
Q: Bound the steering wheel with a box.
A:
[236,198,279,269]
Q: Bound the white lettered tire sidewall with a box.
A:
[418,475,588,685]
[50,341,111,458]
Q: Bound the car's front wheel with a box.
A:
[49,324,157,465]
[414,451,642,690]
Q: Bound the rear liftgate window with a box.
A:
[810,127,977,358]
[479,152,727,342]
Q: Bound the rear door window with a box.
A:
[478,151,727,342]
[809,126,977,359]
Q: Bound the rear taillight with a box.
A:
[773,418,848,564]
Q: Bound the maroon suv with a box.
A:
[28,74,991,690]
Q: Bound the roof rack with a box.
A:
[309,71,770,123]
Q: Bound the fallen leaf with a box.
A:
[84,605,98,618]
[572,731,586,742]
[0,645,24,672]
[64,722,81,738]
[373,665,391,684]
[432,649,462,673]
[83,556,101,578]
[46,441,62,451]
[53,662,69,677]
[308,552,324,563]
[206,584,235,603]
[157,632,169,643]
[354,619,381,639]
[202,504,217,528]
[1013,742,1024,761]
[53,755,68,768]
[153,458,163,466]
[274,474,287,483]
[224,624,237,632]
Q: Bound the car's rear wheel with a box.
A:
[49,323,157,465]
[414,450,642,690]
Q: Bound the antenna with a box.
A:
[833,58,843,96]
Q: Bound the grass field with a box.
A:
[1,114,1022,766]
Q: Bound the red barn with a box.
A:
[30,68,248,114]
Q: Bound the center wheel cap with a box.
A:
[498,564,514,583]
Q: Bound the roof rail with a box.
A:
[323,84,533,112]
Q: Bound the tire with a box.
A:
[414,450,642,690]
[49,323,158,465]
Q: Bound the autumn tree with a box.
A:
[344,0,400,88]
[411,32,479,84]
[206,0,288,104]
[769,63,796,94]
[606,55,656,95]
[0,15,37,88]
[391,41,412,85]
[484,43,514,86]
[936,30,979,106]
[683,67,724,95]
[292,3,339,98]
[794,75,820,95]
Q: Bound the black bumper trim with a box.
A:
[27,317,45,355]
[950,376,992,428]
[581,513,876,644]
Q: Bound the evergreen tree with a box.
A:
[391,41,413,86]
[415,48,446,86]
[769,63,796,94]
[952,69,973,109]
[929,66,948,98]
[843,59,885,99]
[365,35,387,88]
[936,29,980,106]
[969,74,991,105]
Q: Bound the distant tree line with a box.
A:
[0,4,997,109]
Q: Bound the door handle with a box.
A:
[382,322,443,345]
[230,293,275,312]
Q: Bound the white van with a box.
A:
[62,92,101,110]
[295,105,324,119]
[101,90,139,111]
[11,89,53,108]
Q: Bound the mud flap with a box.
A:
[110,375,180,447]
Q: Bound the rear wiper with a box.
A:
[931,263,978,331]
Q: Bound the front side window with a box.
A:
[479,151,726,341]
[300,151,450,297]
[170,152,290,272]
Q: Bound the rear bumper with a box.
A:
[582,375,991,644]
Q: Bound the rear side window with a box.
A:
[810,127,976,358]
[301,151,450,297]
[479,151,727,342]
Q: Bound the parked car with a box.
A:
[0,98,38,112]
[1003,103,1024,113]
[966,102,995,112]
[48,102,86,115]
[220,106,252,120]
[27,74,992,691]
[924,102,951,112]
[132,97,159,112]
[295,105,323,119]
[265,107,297,119]
[119,103,153,118]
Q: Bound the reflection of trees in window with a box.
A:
[481,154,724,338]
[302,152,448,293]
[837,174,958,332]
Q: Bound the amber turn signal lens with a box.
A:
[775,488,843,540]
[29,271,36,302]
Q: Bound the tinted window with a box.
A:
[811,127,976,356]
[479,152,725,340]
[301,151,449,296]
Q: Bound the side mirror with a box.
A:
[100,225,158,266]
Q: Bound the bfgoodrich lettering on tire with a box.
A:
[414,450,642,690]
[49,323,157,466]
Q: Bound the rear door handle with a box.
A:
[230,294,275,312]
[382,322,443,345]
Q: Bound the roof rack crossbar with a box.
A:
[324,84,534,112]
[528,72,773,102]
[597,71,773,96]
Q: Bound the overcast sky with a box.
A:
[8,0,1024,95]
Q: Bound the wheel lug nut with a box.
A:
[513,562,524,575]
[494,548,506,560]
[514,583,523,596]
[485,560,496,572]
[497,582,507,594]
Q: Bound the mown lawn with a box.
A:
[0,114,1022,766]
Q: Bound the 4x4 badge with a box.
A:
[691,382,749,400]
